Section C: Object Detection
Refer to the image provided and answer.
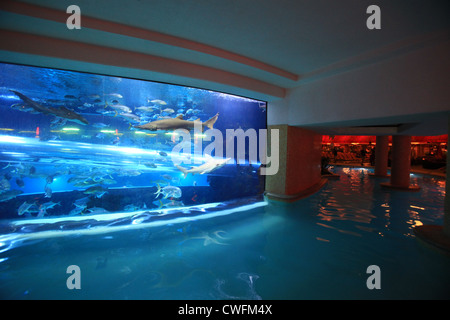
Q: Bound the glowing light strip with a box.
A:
[0,135,26,143]
[12,202,220,225]
[3,201,268,241]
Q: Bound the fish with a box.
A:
[144,162,157,168]
[161,174,173,181]
[259,102,266,112]
[154,184,182,199]
[92,122,110,128]
[86,94,101,100]
[0,189,23,202]
[46,175,54,184]
[80,103,94,109]
[15,178,25,188]
[109,104,132,113]
[152,179,170,186]
[176,156,231,178]
[98,178,117,185]
[159,151,168,157]
[134,113,218,132]
[117,169,141,177]
[67,176,87,184]
[118,113,140,122]
[124,204,141,211]
[18,201,35,215]
[10,103,36,113]
[40,201,61,210]
[112,137,120,145]
[104,93,123,99]
[136,106,156,113]
[149,99,167,105]
[10,90,89,125]
[0,177,11,192]
[95,133,106,139]
[152,199,184,209]
[86,207,110,214]
[161,108,175,114]
[83,185,108,198]
[73,196,90,208]
[37,207,47,218]
[50,117,67,129]
[69,206,85,215]
[96,109,116,116]
[37,203,52,216]
[44,185,52,198]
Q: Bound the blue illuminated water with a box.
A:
[0,62,266,221]
[1,167,449,300]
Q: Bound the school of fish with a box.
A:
[0,90,250,218]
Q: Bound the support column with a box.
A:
[371,135,389,177]
[444,137,450,237]
[414,118,450,255]
[391,135,413,188]
[381,135,420,191]
[265,125,326,202]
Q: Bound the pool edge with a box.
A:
[264,178,328,203]
[414,225,450,257]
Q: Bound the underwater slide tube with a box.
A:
[0,196,267,245]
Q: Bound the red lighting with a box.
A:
[322,135,447,144]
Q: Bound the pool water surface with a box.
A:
[0,167,449,299]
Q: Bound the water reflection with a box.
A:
[314,167,445,239]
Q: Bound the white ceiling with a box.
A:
[0,0,449,134]
[3,0,449,90]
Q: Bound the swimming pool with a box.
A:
[0,167,449,299]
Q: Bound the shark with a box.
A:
[10,90,89,125]
[134,113,219,132]
[176,155,231,178]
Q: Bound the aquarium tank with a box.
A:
[0,62,266,227]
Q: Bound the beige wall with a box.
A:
[266,125,322,198]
